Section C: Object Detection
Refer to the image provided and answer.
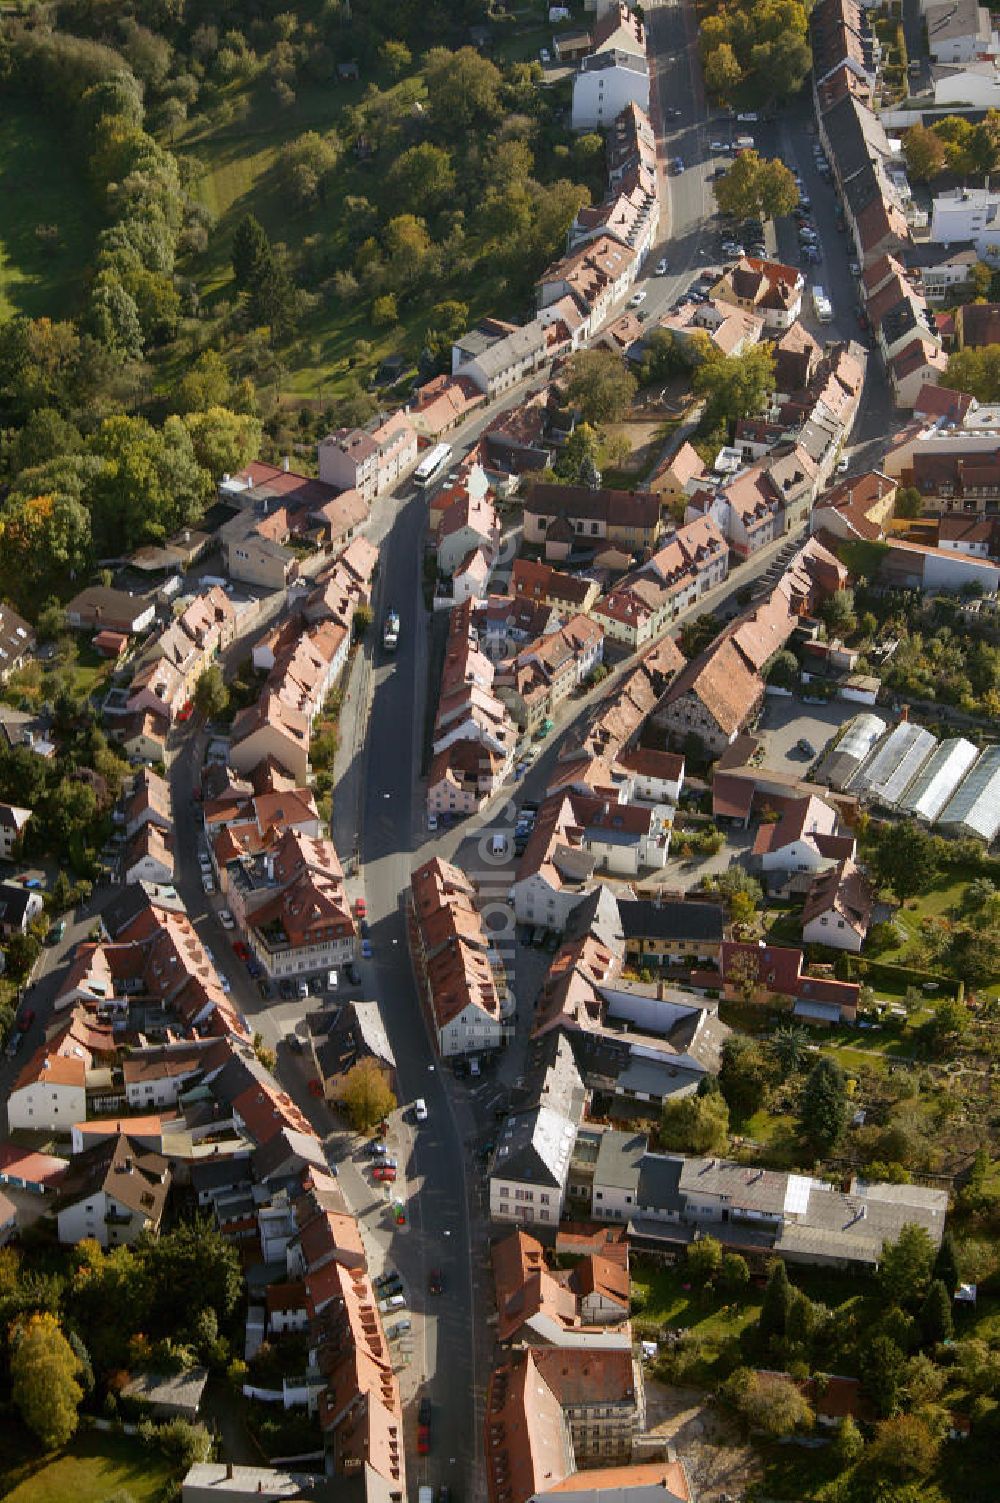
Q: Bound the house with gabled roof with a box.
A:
[801,857,875,951]
[55,1133,170,1248]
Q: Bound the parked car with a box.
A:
[344,961,360,985]
[427,813,438,831]
[201,874,215,895]
[387,1318,412,1340]
[414,1098,428,1122]
[392,1201,407,1226]
[233,940,250,960]
[628,289,647,307]
[285,1033,302,1053]
[671,157,685,173]
[539,46,550,62]
[379,1293,406,1314]
[373,1267,400,1290]
[353,897,367,917]
[373,1164,397,1183]
[16,1008,35,1033]
[710,139,727,151]
[219,909,235,930]
[655,257,669,275]
[296,979,309,1000]
[359,918,371,939]
[361,938,373,960]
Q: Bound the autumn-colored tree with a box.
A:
[11,1312,83,1450]
[341,1058,396,1131]
[903,124,946,182]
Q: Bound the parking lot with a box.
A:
[756,694,864,776]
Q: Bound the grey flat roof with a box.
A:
[593,1129,647,1189]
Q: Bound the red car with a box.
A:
[353,897,367,917]
[177,701,193,722]
[232,940,251,961]
[418,1427,430,1455]
[373,1165,397,1183]
[16,1008,34,1033]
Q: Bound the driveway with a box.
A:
[756,694,862,777]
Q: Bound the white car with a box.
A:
[201,875,215,895]
[836,456,850,474]
[628,289,647,308]
[219,909,235,930]
[539,47,550,63]
[655,258,669,275]
[427,813,439,832]
[379,1294,407,1314]
[414,1098,428,1122]
[710,140,727,152]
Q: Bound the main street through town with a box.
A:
[0,8,897,1491]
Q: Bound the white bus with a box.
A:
[812,285,833,323]
[414,442,453,490]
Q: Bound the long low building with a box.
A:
[938,744,1000,842]
[587,1134,949,1272]
[897,736,980,823]
[848,720,937,805]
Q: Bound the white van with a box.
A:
[327,970,338,991]
[491,833,507,857]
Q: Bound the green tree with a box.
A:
[231,213,271,290]
[719,1035,770,1119]
[880,1224,936,1308]
[771,1024,810,1075]
[686,1234,723,1285]
[713,151,799,221]
[371,294,399,328]
[862,1334,906,1417]
[380,40,412,78]
[933,1229,960,1296]
[341,1058,396,1131]
[832,1414,864,1468]
[724,1367,813,1436]
[894,485,923,519]
[946,344,1000,402]
[565,349,638,423]
[660,1091,730,1154]
[798,1056,847,1155]
[423,47,503,135]
[765,650,799,689]
[719,1252,750,1299]
[864,1413,941,1480]
[0,489,92,605]
[280,131,339,209]
[871,821,941,900]
[903,123,947,182]
[424,300,469,369]
[919,1278,953,1346]
[194,666,228,720]
[387,143,456,215]
[182,408,262,478]
[759,1259,793,1339]
[693,343,776,425]
[11,1311,83,1450]
[703,42,743,98]
[142,1219,242,1331]
[172,350,231,414]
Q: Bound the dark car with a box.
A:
[418,1397,432,1426]
[359,918,371,939]
[344,961,359,986]
[285,1032,302,1053]
[544,930,560,953]
[279,979,294,1000]
[429,1268,444,1295]
[16,1008,35,1033]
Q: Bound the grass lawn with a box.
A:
[0,1428,175,1503]
[632,1258,764,1380]
[0,102,101,321]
